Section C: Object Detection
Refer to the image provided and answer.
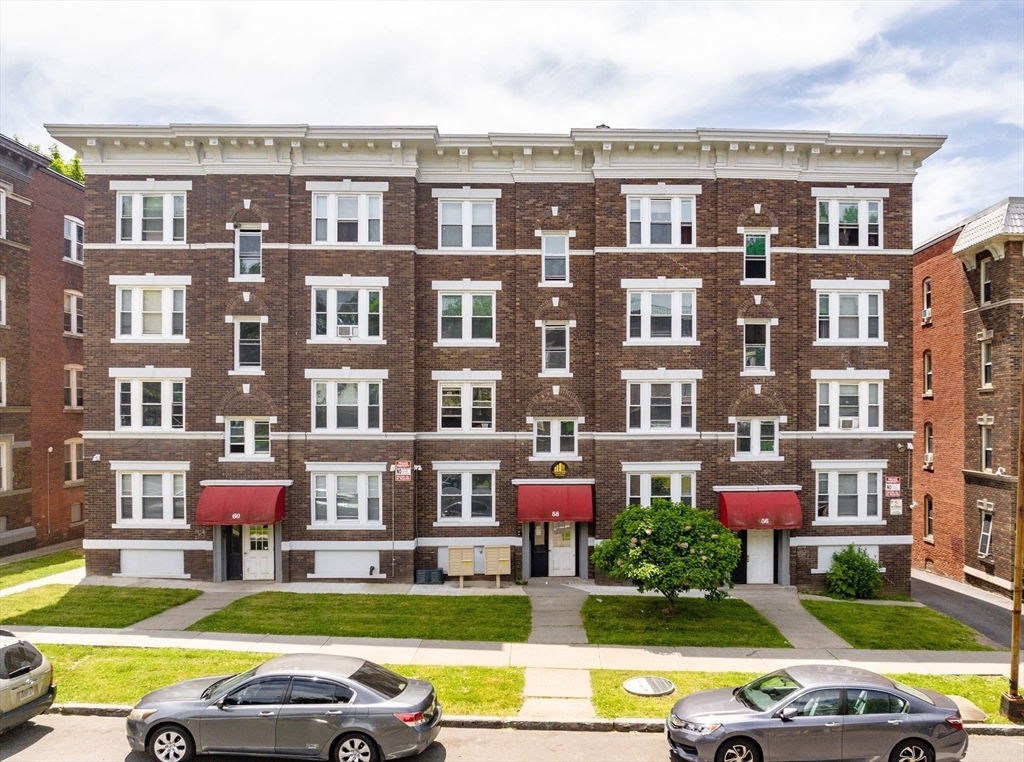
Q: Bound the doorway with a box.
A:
[243,524,274,580]
[224,525,243,581]
[530,522,549,577]
[548,521,576,577]
[747,529,774,584]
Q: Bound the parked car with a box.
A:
[666,664,967,762]
[126,653,440,762]
[0,631,56,732]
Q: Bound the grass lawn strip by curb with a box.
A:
[38,644,524,716]
[801,599,994,651]
[0,549,85,590]
[0,585,202,629]
[582,596,791,648]
[188,591,532,643]
[591,669,1012,725]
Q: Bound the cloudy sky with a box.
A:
[2,0,1021,244]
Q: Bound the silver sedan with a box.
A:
[666,664,968,762]
[126,654,441,762]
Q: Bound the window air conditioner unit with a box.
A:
[921,308,932,324]
[839,417,859,429]
[923,453,934,466]
[336,325,358,338]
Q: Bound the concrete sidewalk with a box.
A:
[0,538,82,566]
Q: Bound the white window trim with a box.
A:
[117,191,187,245]
[813,468,886,526]
[623,466,697,507]
[435,291,498,346]
[732,418,782,462]
[309,379,383,433]
[64,438,85,484]
[233,227,264,281]
[739,317,777,376]
[63,216,84,264]
[815,197,884,249]
[308,285,384,344]
[311,191,384,246]
[435,469,498,526]
[981,340,993,388]
[310,472,384,529]
[980,425,994,472]
[64,364,83,410]
[437,198,496,250]
[531,418,579,460]
[113,377,186,432]
[0,357,6,407]
[814,290,887,346]
[740,229,774,285]
[0,275,6,325]
[815,379,885,431]
[220,418,273,462]
[437,381,495,432]
[980,259,992,305]
[0,189,6,239]
[0,439,11,492]
[625,195,698,248]
[115,469,188,527]
[978,506,994,557]
[540,233,571,286]
[114,285,187,343]
[625,380,697,434]
[540,321,572,377]
[624,289,699,346]
[63,290,83,336]
[229,316,267,375]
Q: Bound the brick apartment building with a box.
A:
[912,198,1023,594]
[45,124,943,589]
[0,135,86,553]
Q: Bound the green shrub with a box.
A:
[825,545,883,599]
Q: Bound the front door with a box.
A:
[243,524,274,580]
[747,529,774,584]
[530,522,549,577]
[226,525,243,581]
[548,521,575,576]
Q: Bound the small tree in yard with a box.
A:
[592,501,741,612]
[825,544,883,600]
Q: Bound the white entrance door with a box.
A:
[243,524,274,580]
[747,530,774,584]
[548,521,576,577]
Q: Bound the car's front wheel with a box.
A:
[147,724,195,762]
[890,739,935,762]
[333,732,380,762]
[715,737,762,762]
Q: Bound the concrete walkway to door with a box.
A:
[729,585,852,649]
[523,578,588,645]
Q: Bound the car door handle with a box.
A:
[325,710,344,715]
[825,722,841,727]
[259,711,275,716]
[888,719,902,725]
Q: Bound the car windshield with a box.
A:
[736,670,803,711]
[205,667,259,701]
[890,679,934,705]
[350,662,408,699]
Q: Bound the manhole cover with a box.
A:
[623,676,676,696]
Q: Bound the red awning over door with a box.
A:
[718,491,802,530]
[195,486,286,525]
[517,484,594,523]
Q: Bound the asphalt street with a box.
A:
[912,576,1024,649]
[2,715,1021,762]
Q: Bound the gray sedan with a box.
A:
[126,654,440,762]
[666,664,967,762]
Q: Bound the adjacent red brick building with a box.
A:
[0,135,86,553]
[912,198,1023,594]
[47,124,943,588]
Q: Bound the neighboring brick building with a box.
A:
[0,135,86,553]
[912,198,1023,595]
[47,124,943,589]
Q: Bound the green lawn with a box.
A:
[0,585,202,629]
[0,549,85,590]
[885,673,1011,724]
[591,669,758,718]
[38,644,524,715]
[582,596,791,648]
[801,600,994,651]
[188,591,532,643]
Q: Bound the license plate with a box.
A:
[17,686,34,702]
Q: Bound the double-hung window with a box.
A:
[311,470,382,527]
[541,234,569,284]
[980,258,992,304]
[436,467,496,523]
[434,283,499,345]
[308,371,385,433]
[117,286,186,340]
[230,317,265,373]
[64,365,83,409]
[743,232,770,281]
[815,193,883,248]
[533,419,577,458]
[235,229,263,277]
[814,283,886,344]
[980,425,994,472]
[118,192,186,243]
[0,357,5,406]
[116,468,187,525]
[734,419,779,458]
[625,194,696,246]
[114,373,186,431]
[313,193,382,245]
[924,495,934,540]
[438,383,494,431]
[0,189,6,239]
[624,280,700,344]
[0,440,9,492]
[64,439,84,483]
[624,468,695,507]
[814,373,885,431]
[309,282,384,342]
[624,373,698,432]
[0,275,6,325]
[741,319,774,374]
[224,418,271,459]
[438,199,495,249]
[978,503,993,556]
[981,341,993,387]
[813,462,885,524]
[923,351,933,395]
[922,278,932,323]
[64,217,84,263]
[923,422,934,466]
[63,291,83,336]
[541,322,571,375]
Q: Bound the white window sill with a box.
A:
[229,369,265,376]
[812,566,886,575]
[116,427,182,434]
[623,339,699,347]
[434,341,500,348]
[438,247,498,253]
[111,337,190,344]
[625,245,698,252]
[219,455,275,463]
[115,242,189,249]
[112,523,190,530]
[70,520,85,527]
[815,245,885,253]
[538,282,574,288]
[811,519,887,527]
[812,340,888,348]
[924,535,935,545]
[438,427,496,434]
[64,480,84,488]
[311,429,383,436]
[311,242,385,249]
[922,392,934,399]
[433,520,500,527]
[740,370,775,377]
[739,279,775,287]
[64,406,84,413]
[816,428,884,434]
[539,371,573,378]
[529,455,582,462]
[307,338,386,345]
[730,454,784,463]
[306,524,387,531]
[228,275,265,283]
[978,386,994,393]
[627,428,696,435]
[63,258,84,267]
[63,332,84,340]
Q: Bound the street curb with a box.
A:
[46,706,1024,735]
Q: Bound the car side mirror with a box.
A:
[779,706,798,721]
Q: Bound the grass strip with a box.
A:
[885,673,1011,724]
[801,599,994,651]
[582,596,791,648]
[38,644,524,715]
[0,549,85,590]
[188,591,532,643]
[0,584,202,629]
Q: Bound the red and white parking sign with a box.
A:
[884,476,901,497]
[394,460,413,482]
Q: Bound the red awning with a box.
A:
[718,491,802,530]
[195,486,286,525]
[517,484,594,522]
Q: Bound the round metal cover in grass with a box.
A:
[623,676,676,696]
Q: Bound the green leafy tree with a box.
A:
[591,501,741,612]
[11,137,84,183]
